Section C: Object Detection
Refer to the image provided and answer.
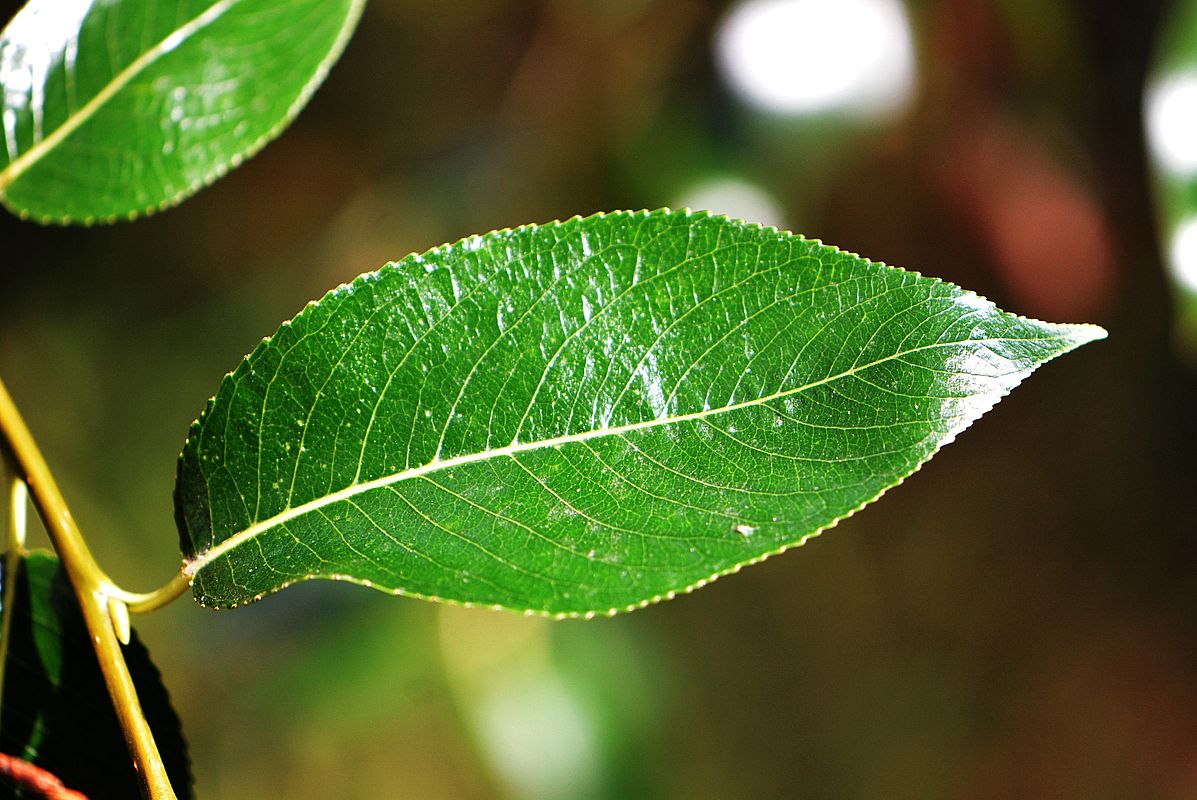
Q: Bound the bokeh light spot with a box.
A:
[1168,216,1197,293]
[1146,71,1197,176]
[676,176,787,230]
[715,0,916,117]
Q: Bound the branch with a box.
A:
[0,376,179,800]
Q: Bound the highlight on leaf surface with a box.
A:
[0,551,192,799]
[0,0,365,224]
[174,209,1105,617]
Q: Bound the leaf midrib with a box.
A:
[0,0,240,193]
[184,333,1047,575]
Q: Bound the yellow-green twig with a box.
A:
[0,375,182,800]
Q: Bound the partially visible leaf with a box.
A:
[0,0,365,224]
[175,209,1105,616]
[0,550,191,799]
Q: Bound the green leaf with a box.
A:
[0,550,192,798]
[175,209,1105,616]
[0,0,365,224]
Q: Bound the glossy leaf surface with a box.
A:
[0,0,364,223]
[175,210,1104,616]
[0,551,191,798]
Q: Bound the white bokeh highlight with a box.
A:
[715,0,916,117]
[676,176,787,231]
[1147,71,1197,177]
[1168,216,1197,293]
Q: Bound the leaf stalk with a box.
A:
[113,570,193,614]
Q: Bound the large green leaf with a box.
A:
[0,0,364,224]
[175,209,1105,616]
[0,550,191,799]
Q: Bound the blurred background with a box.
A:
[1,0,1195,797]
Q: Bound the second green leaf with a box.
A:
[0,0,364,223]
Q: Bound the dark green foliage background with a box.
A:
[0,552,191,799]
[0,1,1190,798]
